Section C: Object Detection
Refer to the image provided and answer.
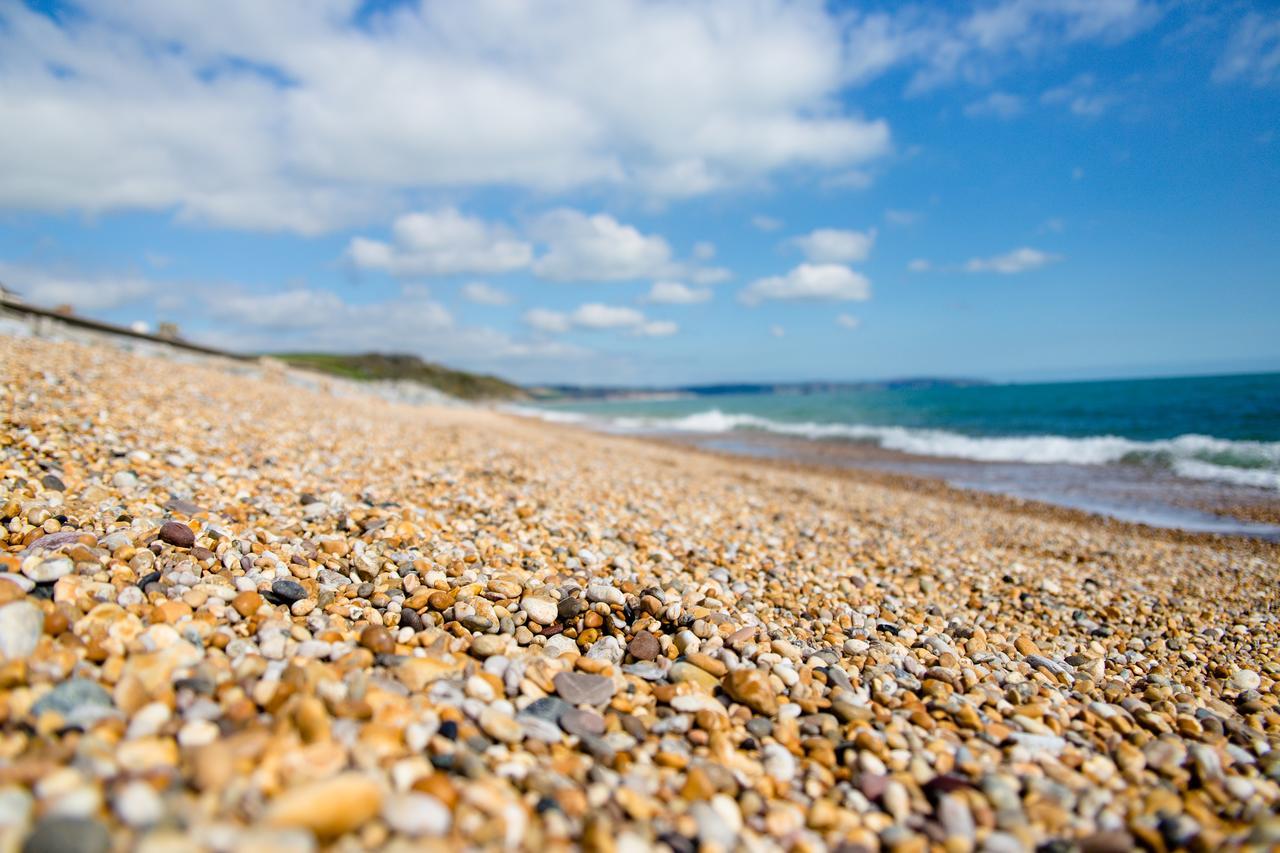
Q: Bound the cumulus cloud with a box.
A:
[570,303,646,330]
[645,281,712,305]
[636,320,678,338]
[963,91,1023,119]
[460,281,512,306]
[964,247,1060,274]
[530,209,673,282]
[346,208,532,276]
[196,282,585,379]
[0,261,154,311]
[836,313,861,329]
[789,228,876,264]
[740,264,871,305]
[524,302,677,337]
[0,1,893,232]
[523,308,572,334]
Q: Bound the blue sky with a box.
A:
[1,0,1278,386]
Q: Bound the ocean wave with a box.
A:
[510,406,1280,490]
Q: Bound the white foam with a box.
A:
[509,406,1280,490]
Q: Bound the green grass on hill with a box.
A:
[274,352,526,401]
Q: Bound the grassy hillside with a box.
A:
[274,352,526,401]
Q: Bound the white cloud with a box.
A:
[770,325,786,338]
[740,263,871,305]
[689,266,732,285]
[1214,12,1280,87]
[645,281,712,305]
[836,314,860,330]
[523,308,571,334]
[346,208,532,276]
[570,303,646,330]
[460,281,512,306]
[752,215,783,232]
[636,320,678,337]
[885,209,920,226]
[907,258,932,273]
[692,241,716,261]
[964,247,1061,274]
[845,1,1160,94]
[530,209,673,282]
[0,261,154,311]
[524,301,676,337]
[0,2,893,232]
[964,91,1023,119]
[789,228,876,264]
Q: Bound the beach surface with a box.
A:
[2,335,1279,851]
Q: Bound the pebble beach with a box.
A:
[2,335,1279,852]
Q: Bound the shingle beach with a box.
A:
[2,336,1278,852]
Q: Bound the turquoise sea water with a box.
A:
[521,372,1280,492]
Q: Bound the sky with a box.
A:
[1,0,1278,386]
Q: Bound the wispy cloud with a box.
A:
[964,91,1024,119]
[964,247,1061,274]
[644,281,712,305]
[1213,11,1280,87]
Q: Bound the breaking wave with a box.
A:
[510,406,1280,490]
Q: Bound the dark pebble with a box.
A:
[137,570,162,589]
[22,817,110,853]
[557,596,585,621]
[401,608,424,632]
[158,521,195,548]
[438,720,458,740]
[627,630,661,661]
[40,474,66,491]
[559,707,605,738]
[269,579,308,604]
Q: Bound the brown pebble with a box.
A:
[359,625,395,655]
[158,521,195,548]
[628,630,660,661]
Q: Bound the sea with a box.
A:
[514,372,1280,539]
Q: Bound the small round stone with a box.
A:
[157,521,195,548]
[628,630,660,661]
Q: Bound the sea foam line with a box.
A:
[508,406,1280,490]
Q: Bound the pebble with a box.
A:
[157,522,195,548]
[627,630,660,660]
[31,679,114,726]
[21,816,111,853]
[1229,669,1261,691]
[0,600,43,660]
[263,773,382,839]
[722,668,779,715]
[553,672,616,706]
[23,556,73,583]
[519,596,558,626]
[270,579,307,604]
[559,707,605,738]
[381,793,451,837]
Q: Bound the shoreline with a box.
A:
[507,406,1280,540]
